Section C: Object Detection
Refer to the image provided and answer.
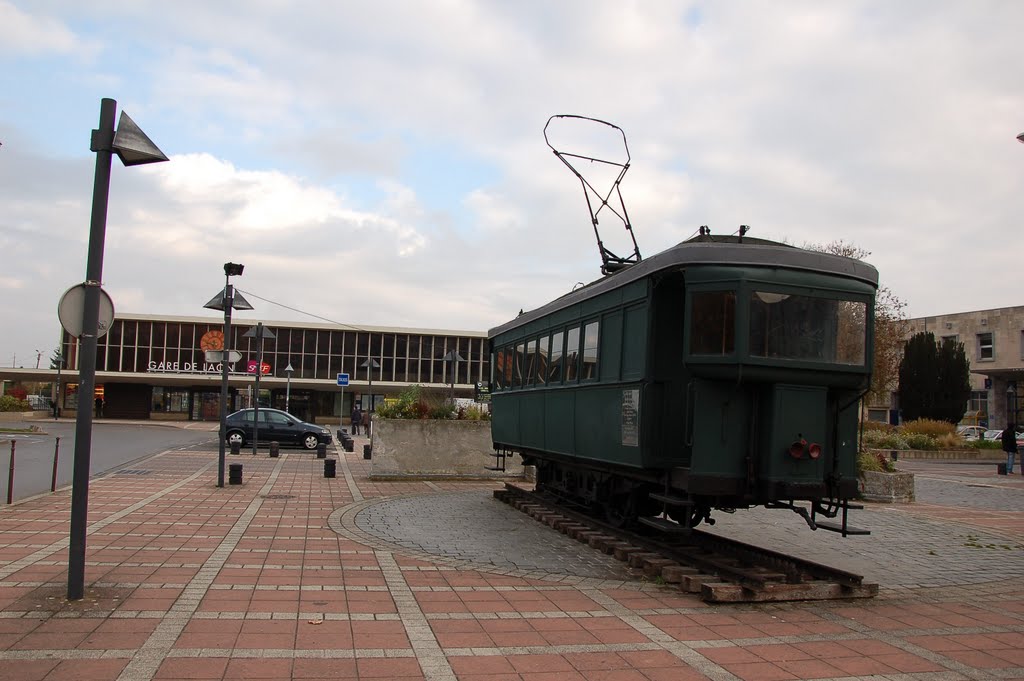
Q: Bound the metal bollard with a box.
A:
[363,443,372,460]
[324,458,336,478]
[228,463,243,485]
[7,440,14,504]
[51,437,61,492]
[316,443,327,459]
[269,441,279,458]
[230,441,241,456]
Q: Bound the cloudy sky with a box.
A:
[1,1,1022,368]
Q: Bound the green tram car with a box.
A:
[489,234,878,535]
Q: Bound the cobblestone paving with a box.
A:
[352,463,1024,592]
[354,491,633,580]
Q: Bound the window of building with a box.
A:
[565,327,581,382]
[548,331,564,383]
[581,321,599,380]
[151,387,189,413]
[977,332,994,360]
[967,390,988,424]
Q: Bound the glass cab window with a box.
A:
[535,336,548,386]
[493,349,506,390]
[548,331,564,383]
[525,340,537,387]
[581,321,599,380]
[565,327,581,381]
[690,291,736,355]
[514,343,525,387]
[749,291,866,365]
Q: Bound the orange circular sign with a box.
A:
[200,330,224,351]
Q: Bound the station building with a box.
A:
[10,313,490,424]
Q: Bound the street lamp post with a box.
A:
[1008,383,1018,427]
[443,350,464,404]
[243,323,276,457]
[203,263,251,488]
[361,357,380,411]
[284,362,294,414]
[54,350,63,420]
[67,98,168,601]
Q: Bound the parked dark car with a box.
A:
[224,408,332,450]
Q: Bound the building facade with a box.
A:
[868,305,1024,428]
[41,313,489,424]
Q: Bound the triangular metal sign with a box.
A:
[112,111,169,166]
[231,290,254,311]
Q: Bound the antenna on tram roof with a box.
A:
[544,114,641,276]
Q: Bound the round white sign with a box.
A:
[57,283,115,338]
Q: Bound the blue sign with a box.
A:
[337,373,350,387]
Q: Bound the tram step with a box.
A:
[648,493,694,507]
[815,520,870,536]
[638,516,692,534]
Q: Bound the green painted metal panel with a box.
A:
[518,392,547,450]
[600,310,623,382]
[690,379,751,477]
[544,390,575,455]
[758,385,827,484]
[490,395,519,445]
[622,305,648,381]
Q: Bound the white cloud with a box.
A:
[0,0,81,55]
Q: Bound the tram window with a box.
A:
[749,292,866,365]
[494,349,506,390]
[548,331,564,383]
[503,345,513,387]
[690,291,736,355]
[536,336,548,386]
[581,321,599,380]
[565,326,581,381]
[514,343,525,387]
[525,340,537,387]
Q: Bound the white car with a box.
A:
[956,425,985,441]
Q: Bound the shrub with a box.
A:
[857,451,896,474]
[373,385,490,421]
[0,395,30,412]
[861,420,895,433]
[901,418,955,438]
[934,433,963,450]
[861,429,909,451]
[903,432,938,450]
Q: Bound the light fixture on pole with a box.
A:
[67,98,168,602]
[1017,132,1024,144]
[243,323,276,456]
[361,358,380,411]
[443,350,464,403]
[284,362,294,414]
[204,263,252,489]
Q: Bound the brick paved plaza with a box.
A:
[0,440,1021,680]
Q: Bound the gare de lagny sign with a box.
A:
[147,360,240,374]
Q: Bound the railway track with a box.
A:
[495,483,878,603]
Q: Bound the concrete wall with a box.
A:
[370,418,522,479]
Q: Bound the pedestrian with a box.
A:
[362,409,371,438]
[1002,424,1018,475]
[350,405,362,436]
[95,397,103,418]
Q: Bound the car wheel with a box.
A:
[227,431,245,447]
[302,434,320,450]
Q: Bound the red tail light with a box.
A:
[808,443,822,459]
[789,439,807,458]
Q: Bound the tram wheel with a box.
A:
[603,493,636,528]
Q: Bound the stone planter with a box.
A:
[369,418,522,480]
[858,470,915,503]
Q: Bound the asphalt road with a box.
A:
[0,420,216,503]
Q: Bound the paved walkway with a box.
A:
[0,442,1021,681]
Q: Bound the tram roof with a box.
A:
[489,235,879,337]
